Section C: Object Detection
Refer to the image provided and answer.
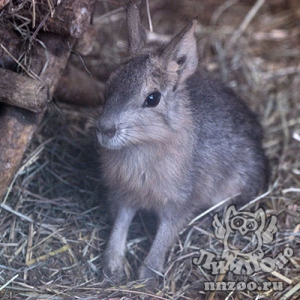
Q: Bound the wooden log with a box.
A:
[0,69,48,113]
[0,0,96,200]
[0,0,9,11]
[30,32,76,93]
[0,106,40,199]
[74,25,96,56]
[4,0,95,38]
[0,33,76,202]
[48,0,95,38]
[54,62,104,106]
[0,25,21,70]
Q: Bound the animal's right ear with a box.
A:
[126,1,146,56]
[161,20,198,88]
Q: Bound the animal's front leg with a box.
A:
[103,204,137,282]
[139,209,186,288]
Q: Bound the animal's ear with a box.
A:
[126,2,146,56]
[161,20,198,88]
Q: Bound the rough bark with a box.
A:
[0,107,40,198]
[0,69,48,113]
[54,62,104,106]
[47,0,95,38]
[0,0,9,11]
[0,25,22,70]
[5,0,95,38]
[74,25,96,56]
[0,33,76,202]
[0,0,97,201]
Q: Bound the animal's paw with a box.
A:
[102,252,125,285]
[138,265,158,290]
[102,265,124,284]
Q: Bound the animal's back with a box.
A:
[187,73,268,209]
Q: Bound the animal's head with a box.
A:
[97,3,198,150]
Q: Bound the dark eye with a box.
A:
[144,91,161,107]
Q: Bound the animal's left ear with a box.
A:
[126,2,146,56]
[161,20,198,88]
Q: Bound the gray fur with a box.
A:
[97,5,268,289]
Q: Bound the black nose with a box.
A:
[97,114,118,139]
[97,118,117,138]
[102,126,117,138]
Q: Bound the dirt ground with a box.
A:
[0,0,300,299]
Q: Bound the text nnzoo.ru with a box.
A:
[204,281,283,291]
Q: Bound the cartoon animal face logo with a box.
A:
[213,205,277,264]
[230,214,259,235]
[192,205,292,276]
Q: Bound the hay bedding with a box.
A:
[0,0,300,299]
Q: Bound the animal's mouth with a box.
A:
[97,131,123,150]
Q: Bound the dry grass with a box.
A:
[1,0,300,299]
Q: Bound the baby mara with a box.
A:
[97,3,268,289]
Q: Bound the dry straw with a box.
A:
[0,0,300,299]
